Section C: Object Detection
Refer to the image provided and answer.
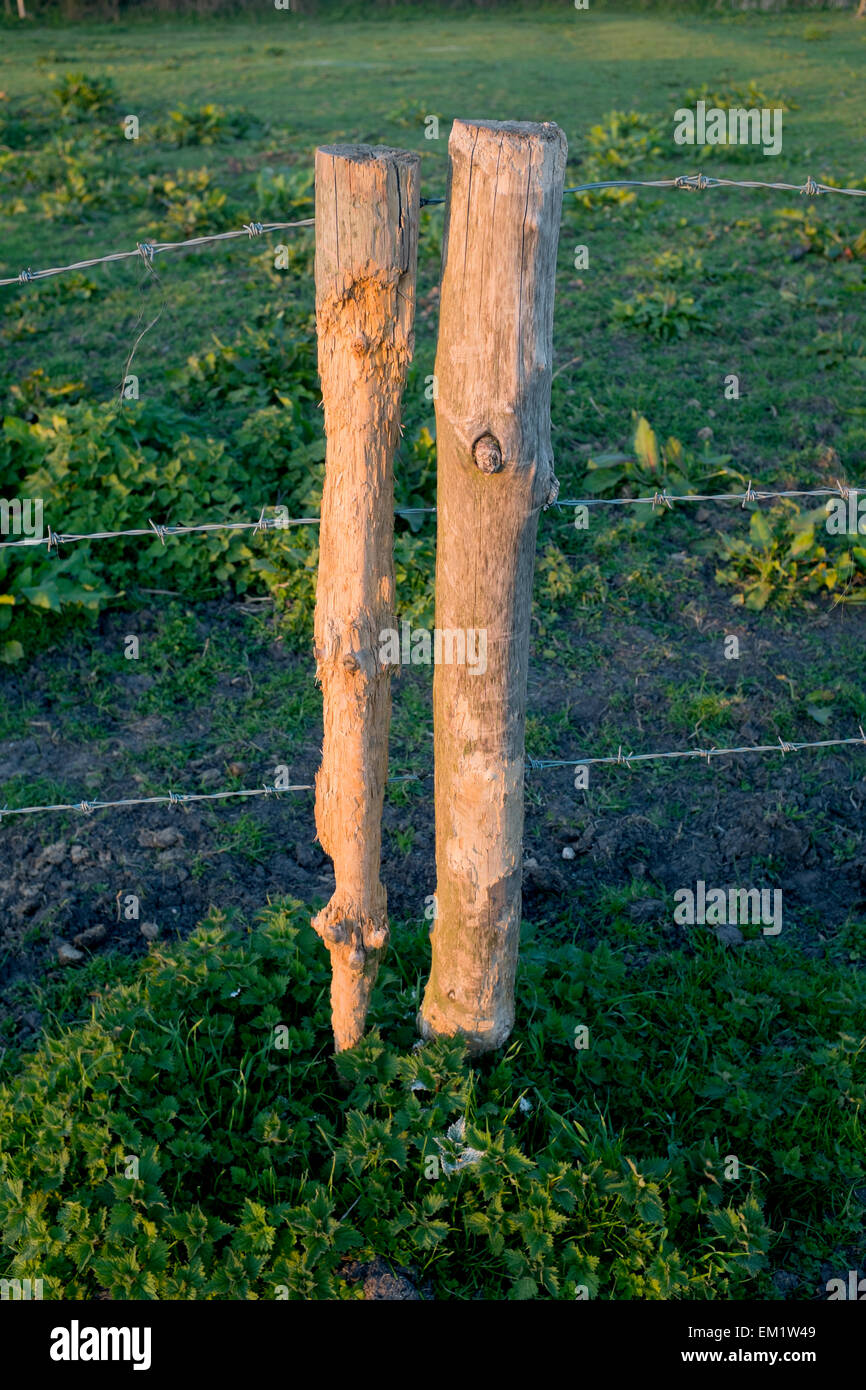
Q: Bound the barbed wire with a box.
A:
[421,172,866,207]
[0,218,315,289]
[566,173,866,198]
[4,171,862,289]
[0,506,437,553]
[2,730,863,822]
[555,481,864,512]
[0,773,419,823]
[0,480,858,556]
[0,784,313,820]
[525,729,866,773]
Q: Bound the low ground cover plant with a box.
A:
[2,897,861,1299]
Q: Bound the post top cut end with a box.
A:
[447,119,567,173]
[449,118,566,144]
[316,143,421,168]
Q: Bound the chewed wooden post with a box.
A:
[419,118,567,1055]
[311,143,420,1053]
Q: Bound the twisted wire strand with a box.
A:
[0,218,315,289]
[555,484,864,511]
[421,173,866,207]
[0,773,420,821]
[0,507,437,552]
[525,729,866,772]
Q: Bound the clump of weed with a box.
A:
[50,72,118,121]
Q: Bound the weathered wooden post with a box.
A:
[419,118,566,1055]
[312,143,420,1052]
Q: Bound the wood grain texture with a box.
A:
[312,143,420,1051]
[419,119,567,1054]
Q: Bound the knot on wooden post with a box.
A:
[314,624,381,683]
[346,944,366,972]
[319,917,349,945]
[473,433,503,475]
[340,639,378,679]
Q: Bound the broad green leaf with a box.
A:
[787,527,815,558]
[586,451,630,467]
[806,705,832,725]
[579,467,625,495]
[749,510,773,551]
[633,415,659,472]
[512,1276,538,1300]
[744,580,772,610]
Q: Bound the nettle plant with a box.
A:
[580,414,745,510]
[580,110,665,180]
[563,109,665,215]
[5,136,120,221]
[716,501,866,610]
[0,396,319,659]
[144,168,231,238]
[0,902,774,1300]
[155,103,262,147]
[254,165,315,222]
[0,307,441,661]
[679,79,797,114]
[613,287,702,341]
[775,203,866,263]
[650,247,715,282]
[50,72,118,122]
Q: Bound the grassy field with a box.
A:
[0,4,864,1301]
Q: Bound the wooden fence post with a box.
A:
[419,118,567,1055]
[312,143,420,1052]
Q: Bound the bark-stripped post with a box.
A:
[419,119,567,1055]
[312,144,420,1052]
